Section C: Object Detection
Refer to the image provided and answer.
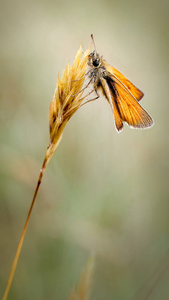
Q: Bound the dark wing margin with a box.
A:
[100,77,123,131]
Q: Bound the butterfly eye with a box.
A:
[93,59,100,67]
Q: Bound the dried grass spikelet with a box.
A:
[2,45,90,300]
[68,256,95,300]
[46,45,90,161]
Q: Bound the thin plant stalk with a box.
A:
[2,140,60,300]
[2,153,48,300]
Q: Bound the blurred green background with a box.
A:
[0,0,169,299]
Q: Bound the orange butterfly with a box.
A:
[86,34,154,132]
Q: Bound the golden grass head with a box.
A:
[49,46,90,149]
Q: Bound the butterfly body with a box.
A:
[87,49,153,132]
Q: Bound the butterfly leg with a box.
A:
[81,88,100,106]
[72,69,94,82]
[71,77,93,97]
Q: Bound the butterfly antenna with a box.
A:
[91,34,97,52]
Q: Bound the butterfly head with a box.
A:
[87,51,102,68]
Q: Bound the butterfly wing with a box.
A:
[100,75,153,131]
[103,61,144,101]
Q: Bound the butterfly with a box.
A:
[86,34,154,132]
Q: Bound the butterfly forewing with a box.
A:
[103,61,144,102]
[105,75,153,129]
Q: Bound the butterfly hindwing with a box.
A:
[100,77,123,131]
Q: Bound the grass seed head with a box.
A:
[49,46,90,149]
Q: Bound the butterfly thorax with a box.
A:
[87,51,107,86]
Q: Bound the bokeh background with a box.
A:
[0,0,169,299]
